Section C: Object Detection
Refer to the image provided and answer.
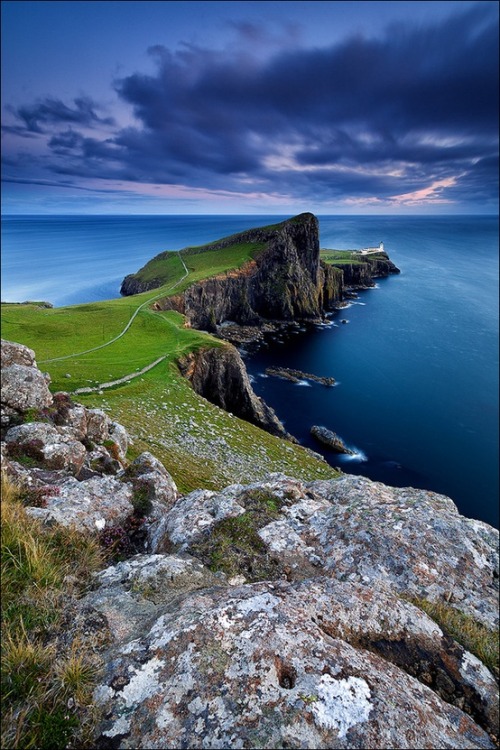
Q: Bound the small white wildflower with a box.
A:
[95,518,106,530]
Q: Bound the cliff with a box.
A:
[123,214,400,330]
[2,339,498,750]
[120,214,401,438]
[336,254,400,289]
[172,213,326,330]
[177,344,293,439]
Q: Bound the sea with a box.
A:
[1,214,498,528]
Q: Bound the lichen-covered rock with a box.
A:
[108,421,129,461]
[159,484,246,549]
[25,474,135,532]
[5,421,86,474]
[1,338,36,367]
[62,404,88,440]
[306,475,499,630]
[126,452,177,506]
[91,577,496,749]
[85,408,112,443]
[82,553,226,640]
[1,364,53,413]
[157,473,499,632]
[85,447,122,475]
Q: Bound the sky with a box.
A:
[1,0,498,215]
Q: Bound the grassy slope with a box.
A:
[1,234,338,494]
[130,241,266,293]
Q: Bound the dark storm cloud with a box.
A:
[7,96,115,134]
[4,4,498,206]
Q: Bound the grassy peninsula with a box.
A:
[1,222,337,494]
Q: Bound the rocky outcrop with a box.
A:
[338,254,400,289]
[123,215,400,330]
[184,213,324,329]
[1,340,178,551]
[266,367,335,386]
[120,274,167,296]
[311,425,354,454]
[178,345,293,439]
[84,473,499,746]
[2,339,499,749]
[88,571,498,749]
[125,214,339,329]
[146,473,499,630]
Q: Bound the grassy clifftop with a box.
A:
[1,215,338,493]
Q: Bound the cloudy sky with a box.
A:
[1,0,498,214]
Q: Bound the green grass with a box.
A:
[128,240,266,294]
[123,250,185,284]
[320,250,387,266]
[1,474,103,749]
[188,488,287,580]
[1,229,339,495]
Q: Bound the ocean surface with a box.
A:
[1,214,498,528]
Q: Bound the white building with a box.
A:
[359,241,384,255]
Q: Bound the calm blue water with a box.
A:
[1,214,498,527]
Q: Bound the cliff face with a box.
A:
[121,275,166,296]
[340,254,400,289]
[128,214,399,328]
[178,345,293,439]
[319,262,344,309]
[182,213,324,330]
[124,215,400,438]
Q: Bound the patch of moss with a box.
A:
[189,489,285,581]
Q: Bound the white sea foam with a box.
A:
[295,380,312,387]
[341,447,368,462]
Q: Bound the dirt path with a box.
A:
[72,355,168,394]
[39,253,189,364]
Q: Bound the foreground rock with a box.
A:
[1,340,178,552]
[2,338,498,749]
[311,425,354,454]
[90,574,497,749]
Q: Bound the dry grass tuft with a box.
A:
[1,472,104,749]
[409,596,499,676]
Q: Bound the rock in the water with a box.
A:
[311,425,354,454]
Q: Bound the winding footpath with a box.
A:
[39,253,189,365]
[38,253,190,394]
[72,355,168,394]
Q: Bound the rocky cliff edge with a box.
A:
[1,339,498,749]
